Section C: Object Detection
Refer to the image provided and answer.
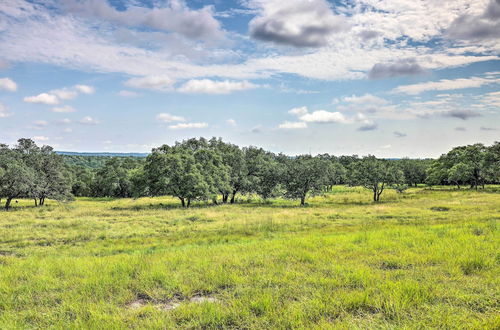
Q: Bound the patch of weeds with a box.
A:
[380,260,404,270]
[460,257,488,275]
[185,215,214,223]
[430,206,450,212]
[471,226,484,236]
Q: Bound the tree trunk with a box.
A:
[373,188,377,202]
[41,197,45,206]
[300,195,306,206]
[230,190,237,204]
[222,194,228,203]
[180,197,185,207]
[5,197,12,210]
[34,198,38,207]
[187,198,191,207]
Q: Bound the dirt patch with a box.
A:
[189,294,218,304]
[127,293,218,311]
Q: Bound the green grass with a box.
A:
[0,186,499,329]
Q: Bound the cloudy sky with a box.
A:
[0,0,499,157]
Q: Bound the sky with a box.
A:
[0,0,499,158]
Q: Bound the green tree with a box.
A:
[0,150,35,209]
[348,156,404,202]
[282,155,328,205]
[144,146,210,207]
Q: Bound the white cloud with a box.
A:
[125,76,175,92]
[279,121,307,129]
[0,102,12,118]
[74,84,95,94]
[178,79,258,94]
[52,105,76,113]
[50,88,78,100]
[226,119,237,126]
[0,77,17,91]
[33,136,49,142]
[24,84,95,105]
[63,128,73,133]
[56,118,72,124]
[288,106,308,116]
[358,120,378,131]
[117,90,141,98]
[299,110,348,123]
[78,116,100,125]
[168,122,208,129]
[24,93,59,105]
[156,113,186,123]
[0,0,497,85]
[393,76,499,94]
[248,0,348,48]
[62,0,225,42]
[34,120,48,127]
[343,94,388,105]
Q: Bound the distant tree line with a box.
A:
[0,138,498,209]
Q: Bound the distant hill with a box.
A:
[57,151,149,158]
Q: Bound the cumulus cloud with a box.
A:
[368,59,425,79]
[278,121,307,129]
[56,118,72,124]
[248,0,348,48]
[0,0,497,84]
[0,77,17,91]
[480,126,497,131]
[50,88,78,100]
[343,94,388,106]
[52,105,76,113]
[447,0,500,41]
[393,76,499,95]
[34,120,48,127]
[24,84,95,105]
[358,30,380,41]
[62,0,225,42]
[178,79,258,94]
[168,122,208,129]
[358,122,377,131]
[33,136,49,142]
[156,113,186,123]
[78,116,100,125]
[74,84,95,94]
[299,110,348,123]
[288,106,309,116]
[0,102,12,118]
[117,90,141,98]
[124,76,175,92]
[443,109,481,120]
[226,119,237,126]
[24,93,60,105]
[394,131,407,138]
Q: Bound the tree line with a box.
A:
[0,138,498,209]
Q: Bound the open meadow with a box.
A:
[0,186,499,329]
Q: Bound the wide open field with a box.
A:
[0,187,499,329]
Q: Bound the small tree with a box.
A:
[144,147,210,207]
[348,156,404,202]
[282,155,328,205]
[447,163,471,189]
[0,159,35,209]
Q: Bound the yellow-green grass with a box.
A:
[0,187,499,329]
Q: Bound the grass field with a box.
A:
[0,186,499,329]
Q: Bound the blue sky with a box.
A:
[0,0,499,157]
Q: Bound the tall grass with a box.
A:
[0,186,498,328]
